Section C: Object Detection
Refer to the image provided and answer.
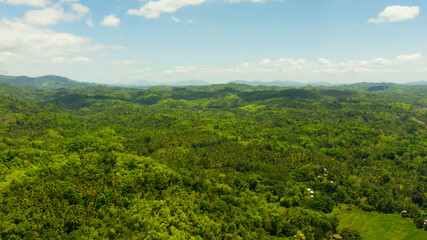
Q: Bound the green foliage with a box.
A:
[0,83,426,239]
[331,207,427,240]
[0,75,94,89]
[341,228,362,240]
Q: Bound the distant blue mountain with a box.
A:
[117,80,212,88]
[231,80,334,87]
[406,81,427,86]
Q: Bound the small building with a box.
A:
[401,210,409,217]
[332,234,342,239]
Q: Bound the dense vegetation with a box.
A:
[330,206,427,240]
[0,75,94,89]
[0,81,426,239]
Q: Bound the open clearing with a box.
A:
[330,207,427,240]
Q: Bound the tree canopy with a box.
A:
[0,83,426,239]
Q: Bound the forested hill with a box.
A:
[0,75,94,89]
[0,83,426,239]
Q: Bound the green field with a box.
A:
[330,207,427,240]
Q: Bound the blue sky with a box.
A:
[0,0,426,84]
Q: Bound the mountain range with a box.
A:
[1,74,426,89]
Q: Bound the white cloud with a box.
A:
[107,60,139,65]
[162,54,427,77]
[368,5,420,23]
[395,53,424,63]
[228,0,265,3]
[67,57,94,64]
[24,3,90,26]
[0,18,126,82]
[25,7,67,26]
[0,19,105,60]
[187,19,195,23]
[143,54,425,84]
[71,3,89,15]
[50,56,94,64]
[127,0,206,19]
[164,66,203,74]
[85,19,94,27]
[171,16,180,22]
[101,15,120,27]
[60,0,79,3]
[0,0,49,7]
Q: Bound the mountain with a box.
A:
[0,82,48,102]
[406,81,427,86]
[230,80,334,87]
[117,80,212,88]
[0,93,35,118]
[0,75,95,89]
[231,80,303,87]
[1,82,427,239]
[339,82,397,91]
[172,80,212,86]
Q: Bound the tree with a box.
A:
[341,228,362,240]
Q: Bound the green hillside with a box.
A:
[0,82,50,102]
[0,84,426,239]
[0,75,94,89]
[0,94,35,117]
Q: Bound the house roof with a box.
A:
[333,234,342,239]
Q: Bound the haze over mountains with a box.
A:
[1,74,426,89]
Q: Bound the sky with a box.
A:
[0,0,426,84]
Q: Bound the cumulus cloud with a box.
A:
[228,0,265,3]
[107,60,139,65]
[0,19,105,61]
[25,7,66,26]
[162,54,427,76]
[0,0,49,7]
[127,0,206,19]
[50,56,94,64]
[148,54,427,84]
[101,15,120,27]
[85,19,94,27]
[395,53,424,63]
[368,5,420,23]
[71,3,90,15]
[171,16,180,23]
[24,3,90,26]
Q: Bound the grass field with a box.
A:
[329,207,427,240]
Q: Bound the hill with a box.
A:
[0,84,426,239]
[0,82,49,102]
[0,94,35,117]
[231,80,333,87]
[0,75,95,89]
[406,81,427,86]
